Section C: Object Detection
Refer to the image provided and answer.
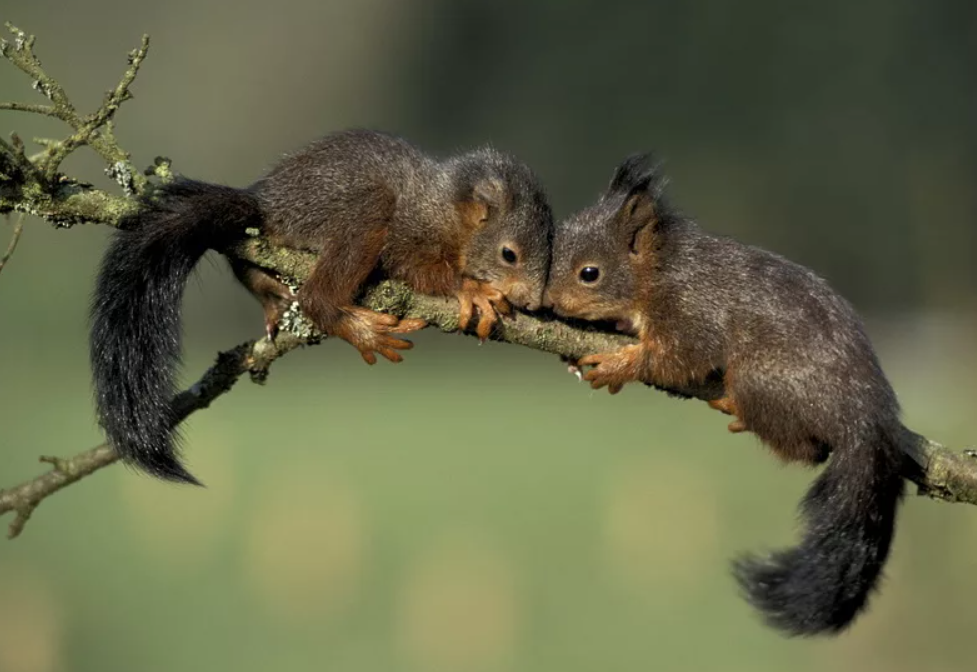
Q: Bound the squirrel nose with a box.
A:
[508,283,544,312]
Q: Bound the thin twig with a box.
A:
[0,23,78,122]
[0,331,308,538]
[0,213,24,275]
[0,102,58,116]
[0,445,118,538]
[0,23,149,193]
[42,34,150,187]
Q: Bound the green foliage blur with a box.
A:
[1,1,976,671]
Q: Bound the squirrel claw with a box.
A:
[336,308,420,364]
[391,317,428,334]
[474,309,498,341]
[456,279,508,340]
[579,346,645,393]
[264,319,279,341]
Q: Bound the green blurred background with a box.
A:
[1,1,976,671]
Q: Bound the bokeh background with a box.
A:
[1,1,976,671]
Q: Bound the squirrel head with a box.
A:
[543,153,674,326]
[453,150,553,311]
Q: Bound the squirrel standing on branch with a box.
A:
[91,129,553,485]
[543,154,907,636]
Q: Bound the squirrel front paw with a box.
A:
[334,308,427,365]
[577,345,647,395]
[456,278,511,341]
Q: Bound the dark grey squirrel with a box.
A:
[543,153,907,637]
[91,129,553,485]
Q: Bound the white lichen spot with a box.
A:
[105,161,136,195]
[13,30,26,51]
[279,300,318,341]
[244,227,261,237]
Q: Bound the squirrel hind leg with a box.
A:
[717,376,828,465]
[230,260,296,339]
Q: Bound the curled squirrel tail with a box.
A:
[90,179,261,484]
[734,424,905,636]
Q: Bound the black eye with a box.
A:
[501,246,518,264]
[579,266,600,284]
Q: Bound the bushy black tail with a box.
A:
[734,425,906,636]
[90,179,261,484]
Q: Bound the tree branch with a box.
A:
[0,330,308,538]
[1,22,975,539]
[0,23,149,190]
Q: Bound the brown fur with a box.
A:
[544,153,908,636]
[254,129,554,356]
[89,130,554,484]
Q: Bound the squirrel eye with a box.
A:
[501,246,518,265]
[579,266,600,284]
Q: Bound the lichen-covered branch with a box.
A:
[0,331,308,538]
[903,430,977,505]
[0,23,148,226]
[0,23,149,190]
[0,21,975,540]
[4,265,973,538]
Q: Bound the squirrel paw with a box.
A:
[336,308,427,365]
[578,345,646,395]
[707,396,747,432]
[457,279,511,341]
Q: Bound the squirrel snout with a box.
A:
[521,293,543,312]
[506,282,545,312]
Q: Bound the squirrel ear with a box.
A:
[460,176,505,229]
[617,180,658,254]
[473,176,506,212]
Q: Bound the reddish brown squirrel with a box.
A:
[91,129,553,485]
[543,154,906,637]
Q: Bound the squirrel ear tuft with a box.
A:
[607,153,659,195]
